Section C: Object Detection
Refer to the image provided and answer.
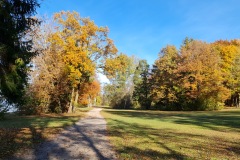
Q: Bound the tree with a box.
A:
[212,40,240,107]
[151,45,180,110]
[103,54,136,109]
[177,40,229,110]
[26,11,118,114]
[21,18,69,114]
[102,84,114,106]
[51,11,118,113]
[24,47,69,114]
[79,80,101,107]
[133,60,152,109]
[0,0,39,114]
[150,38,240,111]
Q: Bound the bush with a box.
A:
[18,96,40,115]
[153,95,224,111]
[76,103,88,108]
[199,98,224,111]
[110,94,133,109]
[132,101,141,109]
[180,97,224,111]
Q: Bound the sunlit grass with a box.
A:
[102,108,240,160]
[0,107,91,159]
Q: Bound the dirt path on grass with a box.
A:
[12,108,117,160]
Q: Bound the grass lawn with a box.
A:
[102,108,240,160]
[0,108,91,159]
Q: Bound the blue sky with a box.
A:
[37,0,240,65]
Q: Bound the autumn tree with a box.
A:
[0,0,39,113]
[212,40,240,107]
[102,84,114,106]
[151,45,180,110]
[151,38,240,111]
[20,18,68,114]
[26,11,119,114]
[103,54,136,109]
[79,80,101,108]
[177,40,230,110]
[52,11,118,113]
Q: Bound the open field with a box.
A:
[102,108,240,160]
[0,108,91,159]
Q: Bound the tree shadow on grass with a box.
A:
[105,115,240,159]
[106,118,189,159]
[0,115,79,159]
[0,127,50,159]
[119,146,186,160]
[104,109,240,132]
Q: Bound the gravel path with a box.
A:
[13,108,117,160]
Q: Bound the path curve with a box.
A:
[13,108,117,160]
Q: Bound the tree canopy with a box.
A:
[23,11,125,114]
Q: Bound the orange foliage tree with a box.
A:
[177,40,229,110]
[79,80,101,107]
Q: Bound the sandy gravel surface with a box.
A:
[12,108,117,160]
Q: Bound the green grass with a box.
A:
[102,108,240,160]
[0,107,91,159]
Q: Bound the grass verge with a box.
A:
[102,108,240,160]
[0,107,91,159]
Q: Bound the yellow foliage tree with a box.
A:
[48,11,118,112]
[213,40,240,106]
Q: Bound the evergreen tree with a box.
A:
[133,60,152,109]
[0,0,39,107]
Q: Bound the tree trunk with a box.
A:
[88,96,92,108]
[124,98,127,109]
[73,90,79,113]
[93,97,96,106]
[236,93,239,108]
[68,88,75,113]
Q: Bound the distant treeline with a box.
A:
[103,38,240,111]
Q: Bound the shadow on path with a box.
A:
[11,108,117,160]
